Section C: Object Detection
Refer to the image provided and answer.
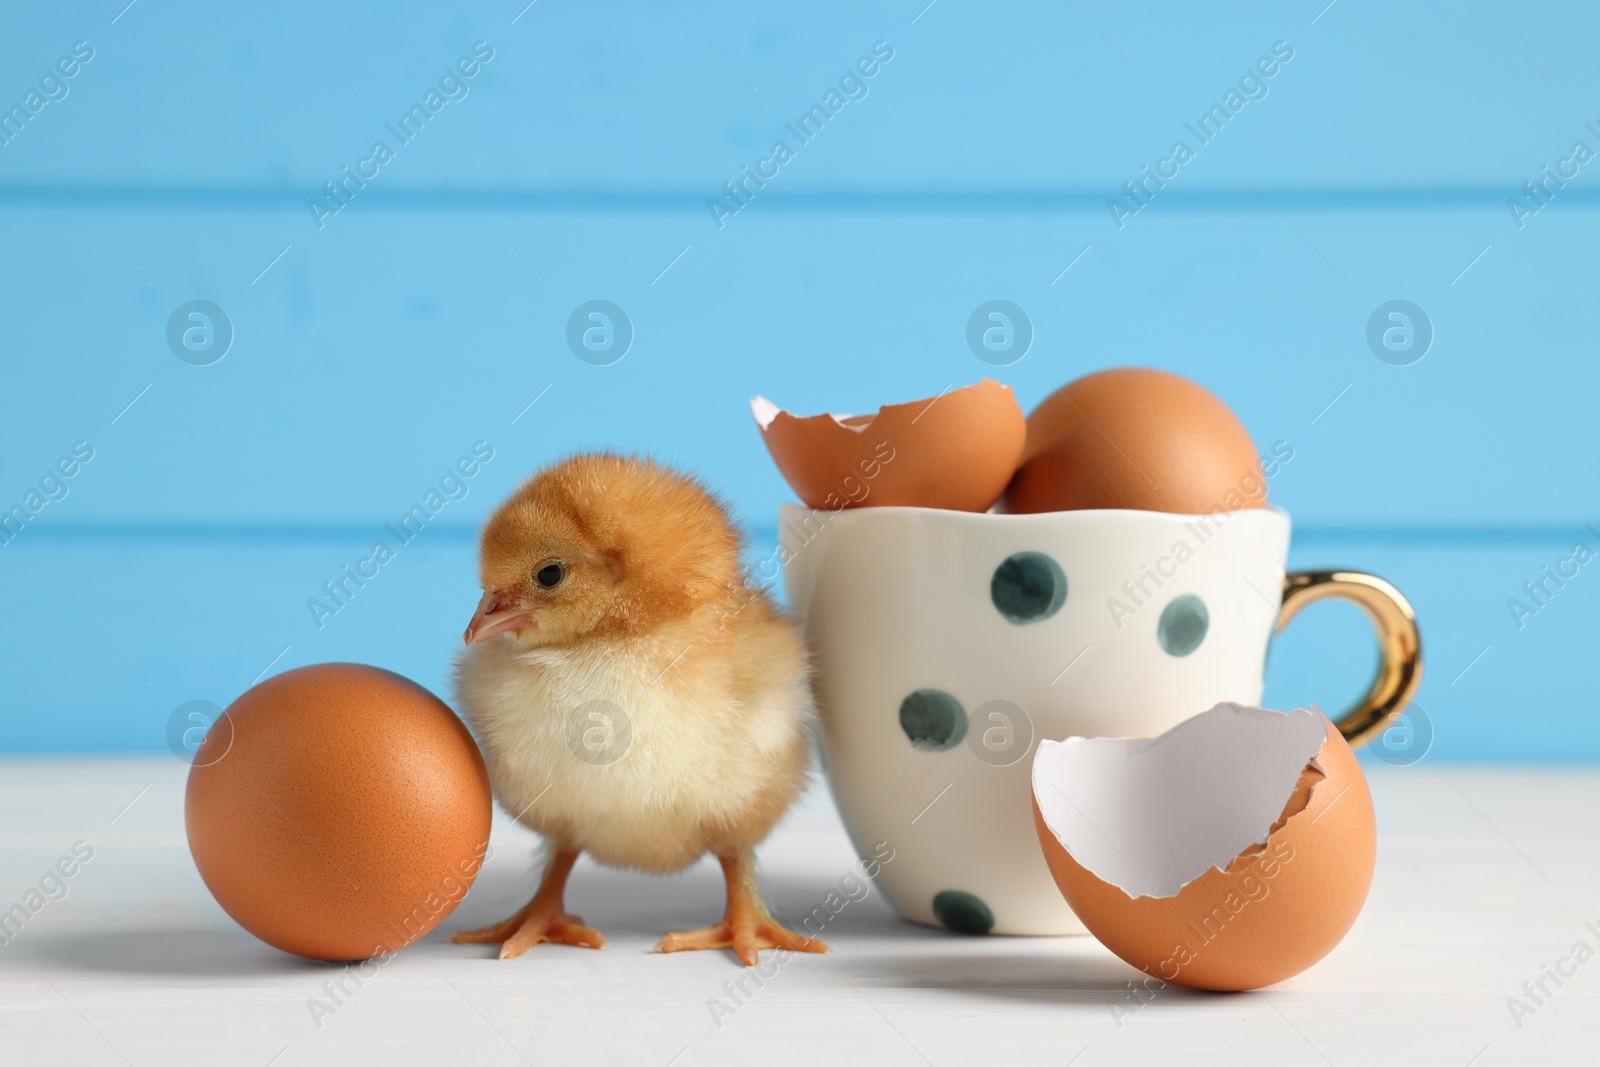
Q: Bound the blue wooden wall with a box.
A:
[2,1,1596,759]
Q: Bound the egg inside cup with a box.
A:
[1031,702,1375,991]
[1004,367,1271,516]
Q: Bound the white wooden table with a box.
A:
[0,758,1593,1065]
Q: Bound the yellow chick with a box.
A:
[452,453,825,966]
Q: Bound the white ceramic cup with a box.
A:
[779,503,1419,935]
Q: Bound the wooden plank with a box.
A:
[0,202,1591,526]
[0,1,1593,188]
[0,532,1593,759]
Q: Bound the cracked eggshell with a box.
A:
[1004,368,1267,514]
[751,379,1025,512]
[1030,703,1375,991]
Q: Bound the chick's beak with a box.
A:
[464,589,534,644]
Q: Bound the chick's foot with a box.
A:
[653,915,825,967]
[452,846,606,959]
[652,852,827,967]
[453,908,606,958]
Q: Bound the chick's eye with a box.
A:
[535,562,566,589]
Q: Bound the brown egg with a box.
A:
[1031,704,1375,991]
[185,663,492,961]
[1004,368,1267,514]
[751,379,1025,512]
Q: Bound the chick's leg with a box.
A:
[452,845,605,959]
[653,850,827,967]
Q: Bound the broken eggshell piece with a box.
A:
[750,379,1026,512]
[1031,702,1375,991]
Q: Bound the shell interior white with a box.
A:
[1031,702,1328,900]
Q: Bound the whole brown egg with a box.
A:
[185,663,493,961]
[1004,368,1268,515]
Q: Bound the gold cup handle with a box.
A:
[1277,570,1423,749]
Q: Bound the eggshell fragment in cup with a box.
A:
[1031,702,1375,991]
[751,379,1026,512]
[1004,367,1268,514]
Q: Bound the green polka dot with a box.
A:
[990,551,1067,624]
[1158,594,1209,657]
[932,890,994,934]
[899,690,967,751]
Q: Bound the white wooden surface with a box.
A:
[0,757,1594,1065]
